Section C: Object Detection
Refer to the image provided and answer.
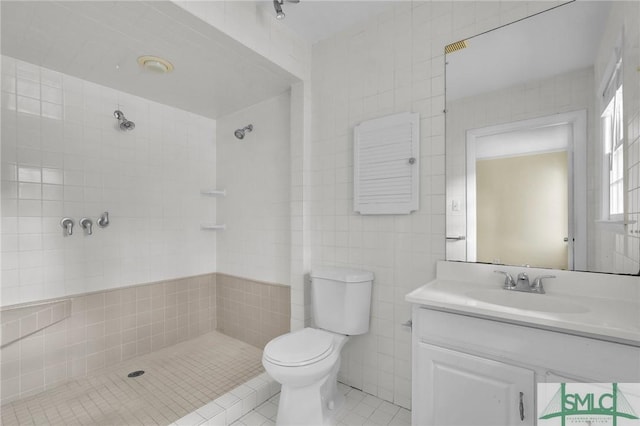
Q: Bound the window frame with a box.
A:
[599,52,625,222]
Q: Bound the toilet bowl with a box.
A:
[262,267,373,426]
[262,328,348,426]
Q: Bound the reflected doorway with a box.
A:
[464,111,587,270]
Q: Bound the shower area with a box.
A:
[1,1,303,423]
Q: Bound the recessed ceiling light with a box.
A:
[137,55,174,74]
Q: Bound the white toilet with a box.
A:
[262,267,374,426]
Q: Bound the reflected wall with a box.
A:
[445,1,640,274]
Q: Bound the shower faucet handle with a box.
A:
[60,218,74,236]
[97,211,110,228]
[80,218,93,235]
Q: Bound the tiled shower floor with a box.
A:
[1,331,264,425]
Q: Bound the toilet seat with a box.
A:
[264,328,334,367]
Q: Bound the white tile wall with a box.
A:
[215,93,291,286]
[288,82,312,331]
[309,1,566,410]
[1,55,217,306]
[174,0,312,332]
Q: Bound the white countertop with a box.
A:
[406,261,640,347]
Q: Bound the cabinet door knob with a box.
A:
[519,392,525,421]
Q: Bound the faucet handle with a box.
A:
[494,270,515,289]
[80,217,93,235]
[531,275,555,294]
[60,217,74,236]
[97,211,109,228]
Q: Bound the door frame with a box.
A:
[465,110,587,270]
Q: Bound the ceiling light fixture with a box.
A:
[137,55,174,74]
[273,0,285,20]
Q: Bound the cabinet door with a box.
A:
[414,342,534,426]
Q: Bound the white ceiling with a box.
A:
[1,1,297,119]
[2,1,612,118]
[1,1,392,119]
[446,1,612,101]
[258,0,394,44]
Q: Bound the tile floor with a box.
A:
[2,329,411,426]
[1,331,264,425]
[231,384,411,426]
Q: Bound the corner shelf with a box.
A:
[200,224,226,231]
[200,189,226,231]
[200,189,226,197]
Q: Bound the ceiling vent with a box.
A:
[445,40,468,54]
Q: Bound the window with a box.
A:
[601,59,624,219]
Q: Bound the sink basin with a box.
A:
[466,289,590,314]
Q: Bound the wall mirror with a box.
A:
[445,1,640,275]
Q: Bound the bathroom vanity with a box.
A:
[406,261,640,426]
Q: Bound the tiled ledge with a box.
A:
[0,299,72,348]
[172,373,280,426]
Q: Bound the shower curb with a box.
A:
[172,372,280,426]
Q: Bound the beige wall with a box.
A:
[216,274,290,350]
[0,274,216,405]
[476,151,568,269]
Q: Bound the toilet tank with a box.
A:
[310,267,374,335]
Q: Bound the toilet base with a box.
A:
[276,360,344,426]
[263,330,350,426]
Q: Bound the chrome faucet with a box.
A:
[60,218,74,236]
[80,217,93,235]
[531,275,556,294]
[516,272,531,291]
[494,270,555,294]
[494,270,516,289]
[97,211,110,228]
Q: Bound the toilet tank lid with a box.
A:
[311,267,374,283]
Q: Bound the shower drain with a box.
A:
[127,370,145,378]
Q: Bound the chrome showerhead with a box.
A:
[114,110,135,131]
[234,124,253,140]
[120,120,135,131]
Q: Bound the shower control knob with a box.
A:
[80,218,93,235]
[97,211,110,228]
[60,218,74,236]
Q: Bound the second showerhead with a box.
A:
[114,110,135,131]
[234,124,253,140]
